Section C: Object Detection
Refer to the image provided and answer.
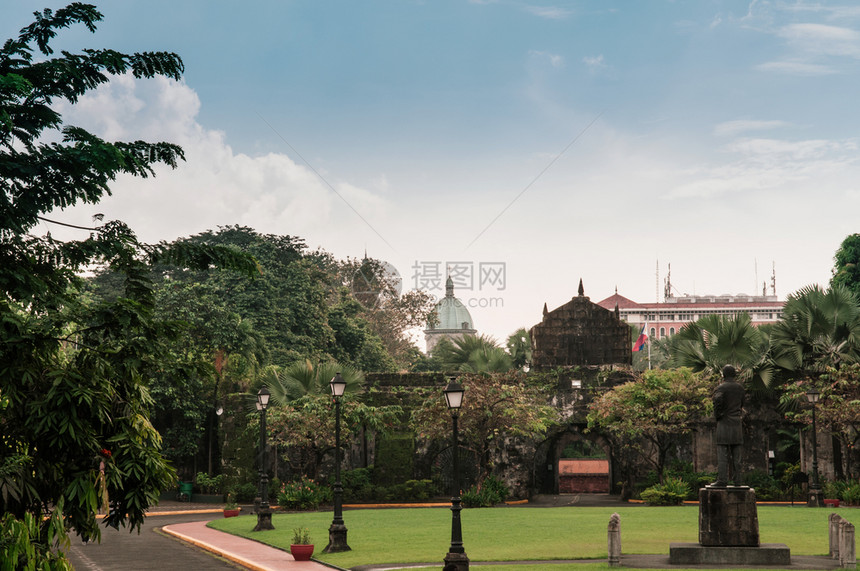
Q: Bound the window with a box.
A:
[650,328,656,338]
[660,327,665,337]
[670,327,675,335]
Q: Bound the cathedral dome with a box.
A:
[427,277,474,331]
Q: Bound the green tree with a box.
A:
[505,328,532,370]
[0,4,255,562]
[664,313,780,393]
[434,334,513,373]
[780,365,860,480]
[833,234,860,297]
[771,284,860,375]
[412,371,559,482]
[586,368,713,483]
[262,359,364,406]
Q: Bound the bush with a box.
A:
[340,467,375,502]
[843,481,860,505]
[640,477,689,506]
[744,470,781,500]
[195,472,225,495]
[638,461,715,500]
[277,477,332,510]
[229,482,258,503]
[462,476,509,508]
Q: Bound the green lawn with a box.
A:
[208,504,856,569]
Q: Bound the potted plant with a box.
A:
[223,493,240,518]
[290,527,314,561]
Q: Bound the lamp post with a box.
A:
[443,379,469,571]
[253,386,274,531]
[323,373,351,552]
[806,387,823,508]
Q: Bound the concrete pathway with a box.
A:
[162,520,333,571]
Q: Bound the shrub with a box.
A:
[340,467,375,502]
[195,472,225,495]
[277,477,332,510]
[462,476,510,508]
[229,482,258,503]
[843,481,860,505]
[744,470,781,501]
[640,477,689,506]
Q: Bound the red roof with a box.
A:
[596,293,642,310]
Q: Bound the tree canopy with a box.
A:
[0,4,254,564]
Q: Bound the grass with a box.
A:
[208,504,858,569]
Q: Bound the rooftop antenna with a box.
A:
[771,262,777,297]
[656,259,660,303]
[664,263,672,301]
[755,258,758,295]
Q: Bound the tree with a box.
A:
[505,328,532,371]
[263,359,364,406]
[411,371,559,482]
[0,4,255,562]
[586,368,713,483]
[265,393,402,480]
[833,234,860,297]
[780,365,860,480]
[771,284,860,375]
[664,313,780,393]
[433,334,513,373]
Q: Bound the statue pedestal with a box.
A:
[699,486,759,546]
[669,487,790,566]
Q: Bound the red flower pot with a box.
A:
[223,509,240,518]
[290,544,314,561]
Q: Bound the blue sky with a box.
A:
[5,1,860,345]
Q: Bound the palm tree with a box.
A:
[771,284,860,375]
[262,360,365,406]
[665,313,776,392]
[505,328,532,370]
[435,334,513,373]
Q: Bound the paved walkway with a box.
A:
[163,520,333,571]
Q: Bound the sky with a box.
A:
[5,0,860,348]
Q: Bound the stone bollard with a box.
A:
[832,513,841,559]
[608,512,621,567]
[840,518,856,569]
[829,513,856,569]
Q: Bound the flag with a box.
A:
[633,323,648,352]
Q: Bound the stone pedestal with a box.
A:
[668,487,790,566]
[699,486,759,546]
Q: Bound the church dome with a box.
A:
[427,277,475,331]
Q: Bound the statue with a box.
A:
[710,365,744,487]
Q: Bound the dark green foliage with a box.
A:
[461,475,510,508]
[639,477,689,505]
[743,470,781,501]
[373,434,415,486]
[277,477,332,510]
[639,461,714,500]
[0,5,256,562]
[833,234,860,297]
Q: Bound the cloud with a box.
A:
[529,50,564,67]
[755,60,836,75]
[668,137,860,198]
[778,23,860,57]
[713,120,789,137]
[53,75,391,247]
[582,54,605,70]
[523,5,572,19]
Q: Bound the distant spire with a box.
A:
[543,302,548,316]
[578,279,585,297]
[615,285,618,294]
[445,275,454,298]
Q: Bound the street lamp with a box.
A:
[323,373,351,552]
[253,386,274,531]
[443,379,469,571]
[806,387,823,508]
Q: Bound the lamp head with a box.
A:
[443,379,465,411]
[806,387,821,404]
[257,386,271,410]
[330,372,347,397]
